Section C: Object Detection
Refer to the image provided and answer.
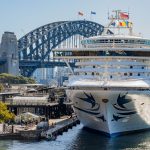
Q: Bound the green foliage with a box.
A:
[0,102,15,123]
[0,73,36,84]
[0,84,3,92]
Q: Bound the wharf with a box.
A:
[0,116,80,140]
[45,116,80,139]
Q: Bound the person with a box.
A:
[12,124,14,133]
[3,123,6,132]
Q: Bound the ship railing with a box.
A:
[86,43,150,48]
[68,74,150,82]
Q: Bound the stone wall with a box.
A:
[0,32,19,75]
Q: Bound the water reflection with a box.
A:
[67,125,150,150]
[1,125,150,150]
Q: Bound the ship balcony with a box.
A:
[74,68,150,74]
[84,43,150,49]
[53,48,150,59]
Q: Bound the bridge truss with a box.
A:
[18,20,112,77]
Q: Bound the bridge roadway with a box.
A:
[0,58,75,77]
[19,60,75,68]
[19,60,75,77]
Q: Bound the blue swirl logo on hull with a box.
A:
[74,92,106,122]
[112,93,137,122]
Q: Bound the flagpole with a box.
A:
[90,13,92,21]
[78,12,84,20]
[90,11,96,21]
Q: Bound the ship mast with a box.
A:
[103,10,133,36]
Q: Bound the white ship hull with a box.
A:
[67,89,150,136]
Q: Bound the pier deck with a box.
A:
[0,115,80,140]
[45,116,79,139]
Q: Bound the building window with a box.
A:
[142,66,144,69]
[124,73,127,76]
[130,66,133,69]
[93,66,95,68]
[130,73,132,76]
[92,72,94,75]
[85,73,87,75]
[138,73,140,76]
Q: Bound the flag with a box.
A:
[91,11,96,15]
[119,12,129,19]
[119,21,126,27]
[111,22,116,26]
[125,21,129,27]
[128,22,133,28]
[115,20,119,27]
[119,22,123,26]
[122,21,126,27]
[78,11,84,16]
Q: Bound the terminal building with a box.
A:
[0,32,19,75]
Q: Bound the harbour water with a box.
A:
[1,124,150,150]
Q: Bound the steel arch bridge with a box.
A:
[18,20,112,77]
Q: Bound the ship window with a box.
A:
[121,40,124,43]
[129,40,135,43]
[104,39,108,43]
[140,40,145,44]
[110,39,113,43]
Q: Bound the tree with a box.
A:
[0,84,3,92]
[0,73,36,84]
[0,102,14,123]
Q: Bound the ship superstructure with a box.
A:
[53,10,150,136]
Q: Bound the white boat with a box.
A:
[53,10,150,137]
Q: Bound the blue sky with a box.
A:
[0,0,150,39]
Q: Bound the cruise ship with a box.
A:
[53,10,150,137]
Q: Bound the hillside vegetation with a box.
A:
[0,73,36,84]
